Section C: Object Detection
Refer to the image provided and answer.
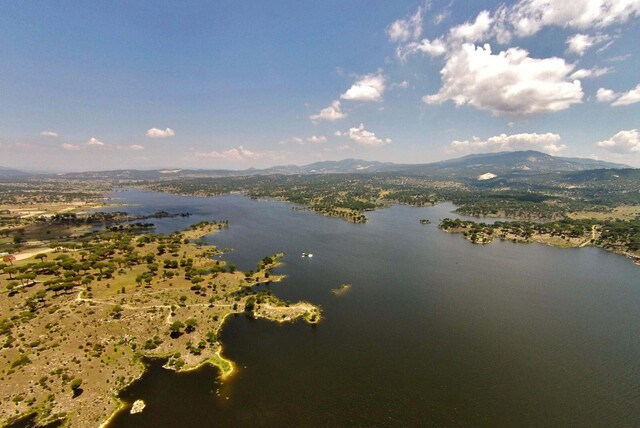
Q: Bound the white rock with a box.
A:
[130,399,146,414]
[477,172,497,181]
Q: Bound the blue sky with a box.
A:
[1,0,639,170]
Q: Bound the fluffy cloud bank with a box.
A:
[341,73,386,102]
[309,100,347,121]
[61,137,106,151]
[392,0,639,56]
[424,44,583,116]
[447,132,566,154]
[502,0,640,40]
[340,123,392,146]
[389,0,639,116]
[596,129,640,153]
[195,145,264,161]
[145,127,175,138]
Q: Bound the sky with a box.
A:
[1,0,639,171]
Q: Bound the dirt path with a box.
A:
[73,290,233,325]
[578,225,596,248]
[14,247,54,261]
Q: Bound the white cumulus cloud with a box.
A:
[386,4,425,42]
[397,7,493,59]
[596,84,640,106]
[129,144,144,151]
[569,66,611,79]
[596,87,618,102]
[447,132,565,154]
[279,137,304,145]
[611,83,640,106]
[145,127,175,138]
[393,0,640,56]
[566,33,611,55]
[345,123,392,146]
[433,9,451,25]
[62,143,80,151]
[397,37,447,59]
[504,0,640,39]
[40,131,59,137]
[423,43,583,116]
[309,100,347,121]
[448,10,494,43]
[596,129,640,153]
[306,135,327,144]
[392,80,410,89]
[341,73,386,102]
[86,137,104,146]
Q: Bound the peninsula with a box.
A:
[0,204,320,427]
[439,217,640,265]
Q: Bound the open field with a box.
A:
[567,205,640,221]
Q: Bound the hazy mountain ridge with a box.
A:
[0,151,630,179]
[0,166,31,178]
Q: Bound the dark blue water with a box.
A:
[106,189,640,427]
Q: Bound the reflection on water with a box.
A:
[105,189,640,427]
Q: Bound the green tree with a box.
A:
[244,297,256,314]
[185,318,198,333]
[110,305,123,319]
[169,321,184,337]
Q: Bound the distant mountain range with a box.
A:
[0,151,630,179]
[49,159,399,180]
[0,166,30,177]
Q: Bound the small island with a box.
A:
[129,400,145,414]
[331,284,352,296]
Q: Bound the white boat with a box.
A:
[302,252,313,258]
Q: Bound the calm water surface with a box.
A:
[106,189,640,427]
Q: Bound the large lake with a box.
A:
[106,189,639,427]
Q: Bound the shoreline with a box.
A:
[440,222,640,266]
[128,185,570,225]
[0,211,320,428]
[100,301,321,427]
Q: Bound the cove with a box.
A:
[105,189,640,427]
